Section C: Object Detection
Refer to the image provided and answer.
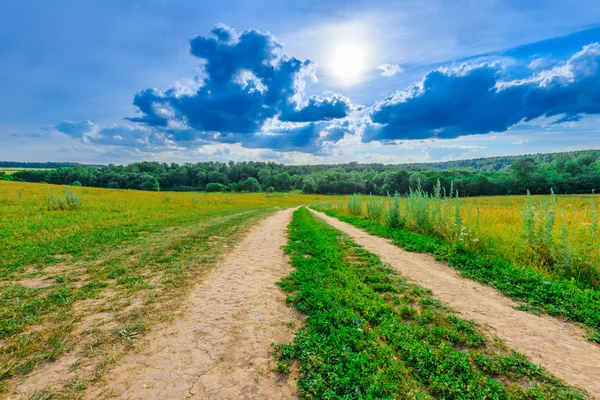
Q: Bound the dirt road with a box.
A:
[88,209,299,399]
[310,209,600,399]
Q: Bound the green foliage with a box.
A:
[70,181,82,187]
[241,177,262,192]
[364,195,384,221]
[107,180,119,189]
[140,177,160,192]
[347,194,363,215]
[9,149,600,195]
[384,193,404,229]
[47,189,82,211]
[276,208,585,399]
[314,208,600,343]
[265,186,275,193]
[206,182,228,192]
[0,172,13,182]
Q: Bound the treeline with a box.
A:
[0,161,103,169]
[4,150,599,196]
[409,149,600,172]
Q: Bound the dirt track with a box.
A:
[310,209,600,399]
[88,209,299,399]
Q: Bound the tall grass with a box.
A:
[334,188,600,288]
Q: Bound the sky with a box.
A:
[1,0,599,165]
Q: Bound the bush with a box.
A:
[107,181,120,189]
[206,182,227,192]
[140,178,160,192]
[385,193,404,229]
[365,195,384,221]
[47,189,82,211]
[347,194,363,216]
[71,180,82,186]
[241,177,262,192]
[266,186,275,193]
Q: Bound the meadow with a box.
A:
[0,181,335,396]
[1,180,598,397]
[313,188,600,341]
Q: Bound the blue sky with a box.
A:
[1,0,599,165]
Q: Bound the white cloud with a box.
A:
[377,63,404,77]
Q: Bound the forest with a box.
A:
[1,149,599,196]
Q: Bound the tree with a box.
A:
[107,181,120,189]
[266,186,275,193]
[511,157,538,180]
[242,177,262,192]
[301,178,316,194]
[141,177,160,192]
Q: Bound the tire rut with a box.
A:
[87,209,299,400]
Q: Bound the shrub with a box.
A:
[266,186,275,193]
[107,181,120,189]
[241,177,262,192]
[347,194,363,215]
[71,181,82,186]
[47,189,82,211]
[385,193,404,229]
[206,182,227,192]
[365,195,384,221]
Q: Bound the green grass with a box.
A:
[313,207,600,343]
[275,207,586,399]
[0,181,339,396]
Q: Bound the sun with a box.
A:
[328,41,369,86]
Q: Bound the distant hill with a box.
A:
[406,149,600,172]
[0,161,104,169]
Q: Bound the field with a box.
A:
[275,208,586,398]
[0,181,334,396]
[320,191,599,287]
[0,180,598,398]
[0,168,54,175]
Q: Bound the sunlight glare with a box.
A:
[328,41,369,86]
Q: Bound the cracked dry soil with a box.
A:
[87,208,299,399]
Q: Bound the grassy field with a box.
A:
[0,181,335,395]
[1,180,597,396]
[313,192,600,342]
[0,168,54,175]
[276,208,586,398]
[320,191,599,287]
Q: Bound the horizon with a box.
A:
[2,1,600,165]
[2,148,599,168]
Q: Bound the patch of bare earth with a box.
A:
[310,209,600,399]
[86,208,299,399]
